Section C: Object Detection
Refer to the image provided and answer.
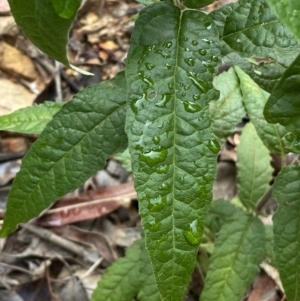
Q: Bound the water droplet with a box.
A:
[158,182,170,191]
[236,38,241,43]
[183,101,202,113]
[156,164,169,174]
[184,47,190,52]
[138,71,154,86]
[140,148,168,167]
[147,90,157,101]
[164,63,172,69]
[155,49,171,59]
[168,82,174,90]
[204,21,212,30]
[192,40,198,46]
[148,195,167,212]
[155,93,172,108]
[130,94,146,114]
[211,55,219,62]
[163,41,172,49]
[145,62,155,70]
[202,38,211,44]
[152,136,160,144]
[202,61,214,73]
[187,71,209,93]
[184,85,190,91]
[193,94,200,100]
[181,92,186,97]
[207,138,220,154]
[258,4,264,14]
[183,37,188,41]
[184,57,195,67]
[147,218,161,232]
[180,83,184,87]
[138,45,156,64]
[183,219,203,246]
[198,49,207,56]
[179,176,185,184]
[157,122,164,129]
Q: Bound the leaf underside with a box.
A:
[210,67,246,139]
[200,210,266,301]
[125,2,220,300]
[0,102,64,134]
[236,123,273,209]
[0,72,128,236]
[273,165,300,301]
[234,66,291,156]
[8,0,88,73]
[210,0,300,92]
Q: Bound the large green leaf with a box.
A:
[210,67,245,139]
[8,0,90,74]
[0,102,64,134]
[234,66,291,156]
[200,211,266,301]
[273,165,300,301]
[0,72,127,236]
[236,123,273,209]
[266,0,300,40]
[91,239,160,301]
[183,0,215,9]
[264,53,300,134]
[210,0,300,92]
[125,3,220,300]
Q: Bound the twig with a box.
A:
[54,61,63,101]
[256,186,273,213]
[79,256,103,281]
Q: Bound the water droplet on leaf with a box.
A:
[158,182,170,191]
[130,94,146,114]
[207,138,220,154]
[183,101,202,113]
[138,71,154,86]
[193,94,200,100]
[183,37,188,41]
[198,49,207,56]
[156,164,169,174]
[164,63,172,69]
[163,41,172,49]
[145,63,155,70]
[152,136,160,144]
[187,72,209,93]
[184,58,195,67]
[148,195,167,212]
[183,219,203,246]
[202,61,214,73]
[140,148,168,167]
[211,55,219,62]
[155,93,172,108]
[192,40,198,46]
[155,49,171,59]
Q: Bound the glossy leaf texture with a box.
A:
[236,123,272,209]
[125,3,220,300]
[0,102,64,134]
[272,165,300,301]
[210,67,245,139]
[264,53,300,134]
[0,72,128,236]
[266,0,300,40]
[234,66,291,156]
[200,210,266,301]
[91,239,160,301]
[8,0,91,74]
[210,0,300,92]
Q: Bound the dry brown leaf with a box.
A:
[0,41,38,81]
[99,40,118,51]
[0,0,10,14]
[0,16,18,36]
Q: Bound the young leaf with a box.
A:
[200,211,266,301]
[125,3,220,300]
[8,0,90,74]
[272,165,300,301]
[234,66,291,156]
[0,72,127,237]
[266,0,300,40]
[210,0,300,92]
[264,53,300,133]
[0,102,64,134]
[91,239,160,301]
[236,123,273,209]
[210,67,246,139]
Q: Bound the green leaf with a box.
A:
[200,211,266,301]
[266,0,300,40]
[136,0,159,5]
[91,239,160,301]
[183,0,215,9]
[114,148,132,172]
[210,0,300,92]
[8,0,90,74]
[272,165,300,301]
[234,66,291,156]
[125,3,220,300]
[0,102,64,134]
[210,67,246,139]
[236,123,273,209]
[0,72,127,237]
[206,199,237,234]
[264,53,300,133]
